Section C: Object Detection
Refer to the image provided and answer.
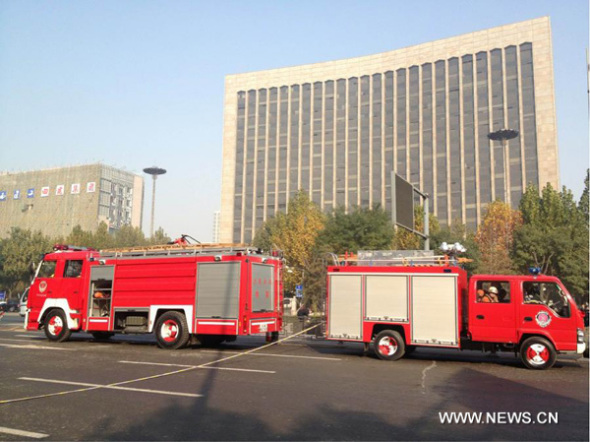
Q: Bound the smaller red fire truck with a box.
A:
[26,244,283,349]
[326,255,586,369]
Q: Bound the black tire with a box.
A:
[373,330,406,361]
[155,311,190,350]
[520,336,556,370]
[92,332,114,340]
[44,309,72,342]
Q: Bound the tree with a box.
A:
[475,200,522,274]
[513,183,589,300]
[253,190,325,305]
[318,205,394,254]
[580,169,589,224]
[0,228,53,296]
[431,220,480,275]
[393,205,440,250]
[112,225,148,248]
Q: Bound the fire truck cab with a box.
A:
[27,244,283,349]
[326,260,585,369]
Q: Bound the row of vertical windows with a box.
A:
[233,43,539,242]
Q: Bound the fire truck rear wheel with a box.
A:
[155,311,190,350]
[520,336,556,370]
[44,309,72,342]
[373,330,405,361]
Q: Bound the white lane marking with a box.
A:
[198,349,341,361]
[421,361,437,394]
[0,343,72,351]
[0,426,49,439]
[119,360,276,374]
[19,377,201,398]
[14,334,42,339]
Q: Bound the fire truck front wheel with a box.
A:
[155,311,190,350]
[373,330,405,361]
[520,336,556,370]
[44,309,72,342]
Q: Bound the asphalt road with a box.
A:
[0,313,588,441]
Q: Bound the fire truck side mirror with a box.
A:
[214,255,222,262]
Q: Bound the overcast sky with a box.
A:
[1,0,588,241]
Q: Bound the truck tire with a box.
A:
[92,332,114,341]
[520,336,556,370]
[155,311,189,350]
[44,309,72,342]
[373,330,405,361]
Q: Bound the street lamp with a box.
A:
[487,129,519,206]
[143,166,167,237]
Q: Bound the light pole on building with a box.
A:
[143,166,166,237]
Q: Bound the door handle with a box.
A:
[476,315,485,320]
[524,317,533,322]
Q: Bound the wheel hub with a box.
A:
[527,343,549,365]
[161,320,179,342]
[48,316,63,336]
[378,336,398,356]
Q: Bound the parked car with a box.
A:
[0,302,7,313]
[19,288,29,317]
[6,299,20,312]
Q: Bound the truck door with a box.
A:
[86,266,114,331]
[519,280,577,351]
[469,279,517,343]
[61,260,85,310]
[32,260,61,302]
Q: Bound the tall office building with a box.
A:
[220,17,559,244]
[0,164,144,238]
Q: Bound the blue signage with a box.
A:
[295,285,303,298]
[0,291,5,301]
[27,188,34,198]
[0,191,6,201]
[13,190,20,200]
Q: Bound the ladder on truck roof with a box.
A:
[99,243,275,258]
[334,254,472,267]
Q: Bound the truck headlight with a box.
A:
[577,328,584,343]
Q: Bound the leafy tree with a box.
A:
[393,205,440,250]
[0,228,53,296]
[112,225,148,248]
[253,190,325,297]
[580,169,589,223]
[475,200,522,274]
[149,227,172,246]
[431,219,480,275]
[513,183,589,300]
[318,205,394,254]
[65,225,95,249]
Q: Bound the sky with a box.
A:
[0,0,588,241]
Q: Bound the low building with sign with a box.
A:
[0,164,144,238]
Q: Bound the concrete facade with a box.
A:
[0,164,144,238]
[220,17,559,243]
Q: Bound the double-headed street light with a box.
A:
[488,129,519,206]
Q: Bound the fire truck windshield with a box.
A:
[523,281,570,318]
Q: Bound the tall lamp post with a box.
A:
[143,166,167,237]
[487,129,518,206]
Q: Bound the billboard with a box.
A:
[392,173,414,231]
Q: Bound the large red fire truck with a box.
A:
[26,244,283,349]
[326,256,586,369]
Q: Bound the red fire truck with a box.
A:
[26,244,283,349]
[326,257,586,369]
